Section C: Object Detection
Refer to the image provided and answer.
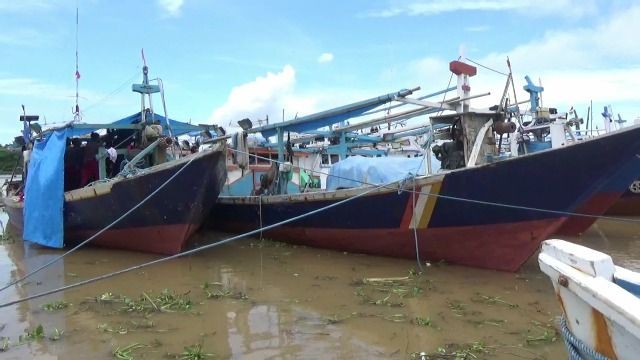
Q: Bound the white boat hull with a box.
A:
[539,239,640,359]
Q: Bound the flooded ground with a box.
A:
[0,209,638,359]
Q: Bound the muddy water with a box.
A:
[0,211,638,360]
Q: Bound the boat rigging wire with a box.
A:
[0,181,392,308]
[464,57,509,77]
[82,70,140,114]
[226,148,640,224]
[435,56,459,117]
[0,150,202,294]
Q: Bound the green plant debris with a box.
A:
[417,341,494,359]
[95,292,122,303]
[92,289,193,314]
[178,343,215,360]
[41,300,70,312]
[447,301,467,316]
[471,293,518,308]
[413,316,436,328]
[48,328,63,341]
[352,277,426,307]
[19,324,45,343]
[325,311,409,325]
[112,343,148,360]
[202,282,248,300]
[465,318,507,327]
[408,268,420,277]
[99,323,130,335]
[248,239,292,248]
[0,337,9,352]
[99,320,171,335]
[525,328,558,345]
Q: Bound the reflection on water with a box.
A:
[0,215,638,359]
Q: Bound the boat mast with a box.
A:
[132,49,161,124]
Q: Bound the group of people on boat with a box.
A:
[63,129,144,191]
[63,132,109,191]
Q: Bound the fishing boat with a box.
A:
[2,64,227,255]
[209,60,640,272]
[504,78,640,226]
[603,181,640,216]
[538,239,640,359]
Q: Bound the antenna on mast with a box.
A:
[73,5,81,122]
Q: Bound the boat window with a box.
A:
[320,153,340,167]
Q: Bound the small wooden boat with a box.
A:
[2,63,227,255]
[538,239,640,359]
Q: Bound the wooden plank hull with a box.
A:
[3,147,227,255]
[539,239,640,359]
[210,125,640,271]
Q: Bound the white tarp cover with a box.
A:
[326,155,426,190]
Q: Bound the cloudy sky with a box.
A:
[0,0,637,144]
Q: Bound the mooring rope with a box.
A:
[560,316,609,360]
[258,194,264,289]
[0,151,202,294]
[0,181,391,308]
[227,148,640,224]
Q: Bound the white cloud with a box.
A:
[464,25,490,32]
[158,0,184,17]
[364,0,596,18]
[0,78,78,101]
[0,0,53,13]
[209,65,319,128]
[403,3,640,121]
[318,52,334,64]
[0,28,54,47]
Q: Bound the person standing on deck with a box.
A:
[64,137,84,190]
[81,132,100,186]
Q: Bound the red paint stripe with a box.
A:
[399,195,415,228]
[65,223,198,255]
[604,196,640,216]
[555,192,622,235]
[222,217,566,272]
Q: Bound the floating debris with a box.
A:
[177,343,215,360]
[471,293,518,308]
[202,282,248,300]
[412,316,437,329]
[414,341,494,359]
[48,328,63,341]
[112,342,148,360]
[19,324,45,343]
[0,337,9,352]
[41,300,70,312]
[447,301,467,316]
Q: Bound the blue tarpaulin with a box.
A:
[23,128,69,248]
[67,112,202,138]
[326,155,427,191]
